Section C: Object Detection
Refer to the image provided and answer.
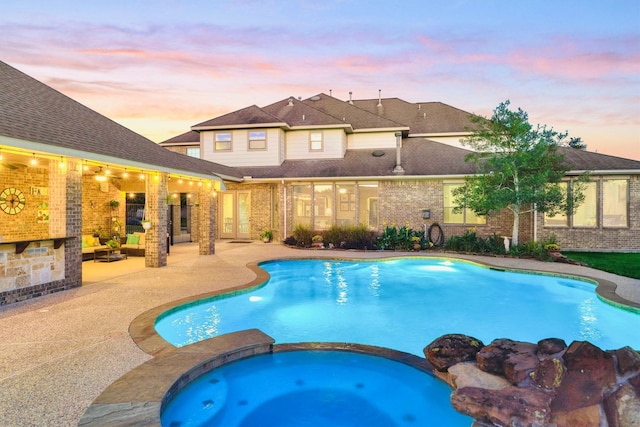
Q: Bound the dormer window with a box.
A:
[310,131,323,151]
[248,130,267,150]
[215,132,232,151]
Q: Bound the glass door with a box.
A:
[219,191,251,239]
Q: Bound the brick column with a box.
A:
[50,159,82,289]
[145,172,168,267]
[198,183,216,255]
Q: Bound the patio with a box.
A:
[0,241,638,427]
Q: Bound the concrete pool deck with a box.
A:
[0,241,638,427]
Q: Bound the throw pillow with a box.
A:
[126,234,140,245]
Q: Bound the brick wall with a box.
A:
[537,175,640,251]
[81,175,124,237]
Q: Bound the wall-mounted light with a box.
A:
[123,168,129,178]
[59,156,65,169]
[30,153,38,165]
[422,209,431,219]
[0,149,3,161]
[95,167,107,182]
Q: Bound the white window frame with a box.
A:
[186,147,201,158]
[309,131,323,151]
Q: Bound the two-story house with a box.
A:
[161,93,640,251]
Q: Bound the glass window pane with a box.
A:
[248,131,266,150]
[336,183,355,227]
[292,184,311,228]
[186,147,200,158]
[573,182,597,227]
[466,209,486,225]
[544,182,568,227]
[215,132,232,151]
[313,184,333,230]
[444,207,464,224]
[443,183,463,224]
[603,180,627,227]
[310,132,323,151]
[358,182,378,230]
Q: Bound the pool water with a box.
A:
[156,258,640,353]
[161,350,474,426]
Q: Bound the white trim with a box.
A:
[409,131,471,137]
[353,127,409,133]
[192,122,288,131]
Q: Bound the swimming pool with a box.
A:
[161,349,474,426]
[155,258,640,354]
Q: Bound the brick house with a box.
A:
[161,93,640,251]
[0,61,242,305]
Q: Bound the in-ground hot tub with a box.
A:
[161,347,473,426]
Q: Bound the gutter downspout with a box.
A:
[392,131,405,174]
[283,180,287,239]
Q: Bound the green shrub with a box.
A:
[292,224,313,247]
[377,222,426,251]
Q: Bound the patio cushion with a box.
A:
[126,233,140,245]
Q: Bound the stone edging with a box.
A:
[79,333,436,426]
[129,255,640,358]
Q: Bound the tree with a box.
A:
[454,100,589,246]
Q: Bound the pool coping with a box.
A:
[130,255,640,357]
[79,331,437,426]
[81,255,639,426]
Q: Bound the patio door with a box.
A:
[220,190,251,239]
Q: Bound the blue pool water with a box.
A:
[161,350,474,426]
[156,258,640,353]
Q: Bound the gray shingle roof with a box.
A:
[352,98,477,134]
[262,97,350,128]
[559,147,640,171]
[162,130,200,144]
[193,105,285,129]
[0,61,242,180]
[238,139,477,179]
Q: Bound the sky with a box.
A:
[1,0,639,160]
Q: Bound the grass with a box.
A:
[562,252,640,279]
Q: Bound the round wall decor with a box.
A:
[0,187,26,215]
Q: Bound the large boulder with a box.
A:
[423,334,484,372]
[451,385,553,426]
[530,357,565,390]
[476,338,538,384]
[537,338,567,356]
[549,341,617,411]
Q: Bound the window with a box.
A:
[215,132,232,151]
[544,182,568,227]
[603,179,627,227]
[443,183,486,225]
[186,147,200,158]
[544,179,628,229]
[248,130,267,150]
[310,132,323,151]
[573,182,597,227]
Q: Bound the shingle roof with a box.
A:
[238,139,477,179]
[301,93,407,130]
[193,105,285,129]
[162,130,200,144]
[262,97,350,128]
[352,98,477,134]
[0,61,242,180]
[559,147,640,171]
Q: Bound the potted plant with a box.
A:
[410,236,422,250]
[109,200,120,208]
[260,229,273,243]
[141,220,152,231]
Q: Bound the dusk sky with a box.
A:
[2,1,639,160]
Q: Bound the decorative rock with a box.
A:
[448,362,511,391]
[550,341,616,411]
[424,334,484,372]
[531,357,565,390]
[611,346,640,376]
[603,384,640,427]
[451,385,553,426]
[476,338,537,383]
[550,404,603,427]
[537,338,567,356]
